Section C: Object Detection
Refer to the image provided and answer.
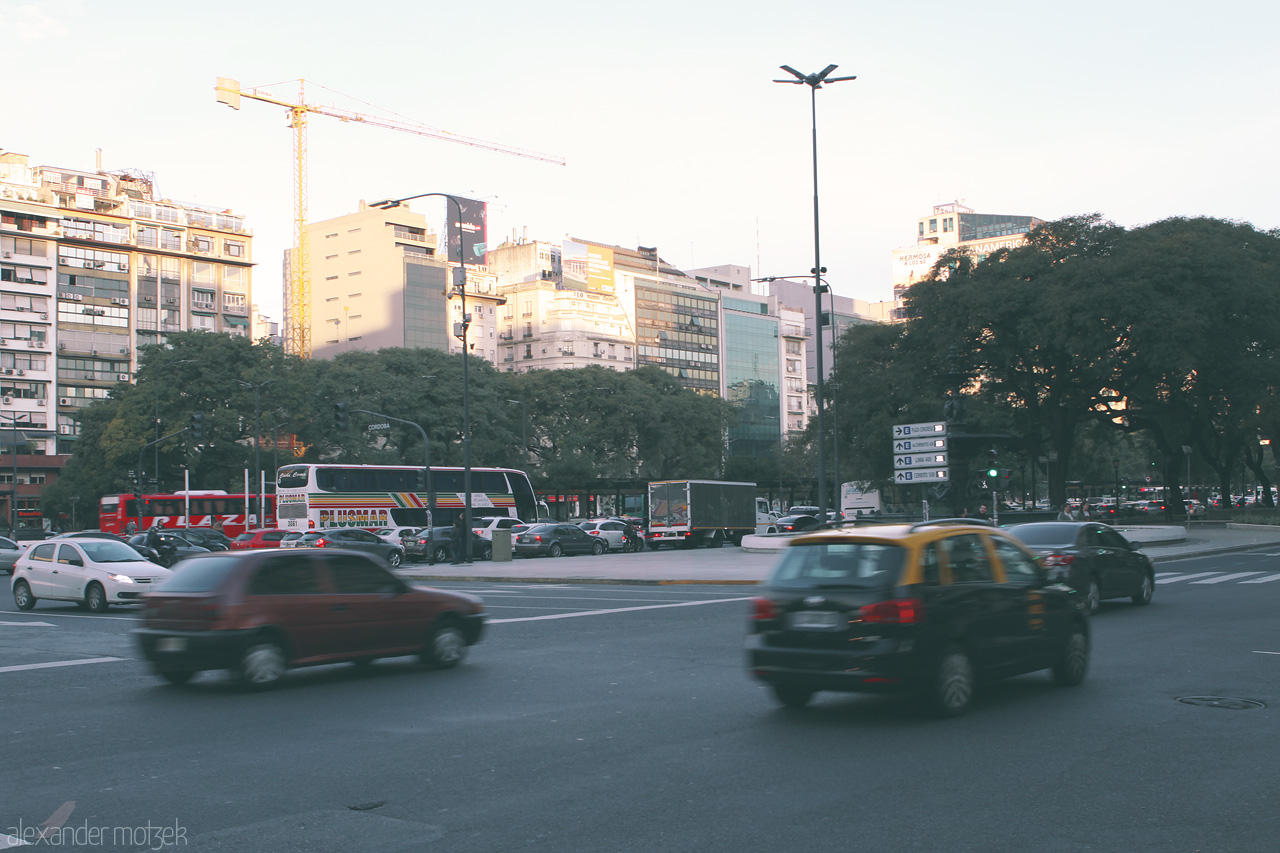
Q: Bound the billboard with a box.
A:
[448,197,488,265]
[562,240,614,293]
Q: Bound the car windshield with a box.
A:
[156,556,239,592]
[80,541,147,563]
[768,542,905,590]
[1009,524,1078,547]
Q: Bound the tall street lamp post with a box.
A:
[773,63,855,519]
[371,193,475,560]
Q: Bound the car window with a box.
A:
[264,531,287,542]
[941,534,993,583]
[247,554,322,595]
[769,542,905,590]
[323,554,399,594]
[1096,527,1130,549]
[29,543,54,562]
[498,519,518,529]
[57,544,82,565]
[920,542,941,586]
[79,540,144,563]
[346,530,377,543]
[235,533,254,542]
[991,536,1040,583]
[156,556,239,592]
[0,538,18,551]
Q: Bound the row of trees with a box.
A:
[43,332,737,525]
[828,215,1280,513]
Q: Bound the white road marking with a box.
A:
[490,597,754,624]
[0,657,124,674]
[0,621,55,627]
[1254,650,1280,655]
[1191,572,1265,584]
[1156,572,1223,584]
[1240,573,1280,583]
[0,610,133,621]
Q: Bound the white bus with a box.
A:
[275,464,538,531]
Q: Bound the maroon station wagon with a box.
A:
[134,549,485,689]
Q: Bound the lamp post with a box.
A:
[773,63,856,519]
[372,192,476,559]
[236,378,276,530]
[507,399,528,470]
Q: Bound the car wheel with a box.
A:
[549,543,563,558]
[157,668,196,686]
[13,579,35,610]
[479,544,492,560]
[771,684,814,709]
[926,645,975,718]
[237,638,287,690]
[434,545,450,564]
[1085,578,1101,615]
[1052,623,1090,686]
[85,582,109,614]
[1131,572,1154,606]
[591,540,605,555]
[421,621,467,669]
[707,530,724,548]
[386,550,402,568]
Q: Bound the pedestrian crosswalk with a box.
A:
[1156,571,1280,585]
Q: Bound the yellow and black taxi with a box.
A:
[745,519,1089,717]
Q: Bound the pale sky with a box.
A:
[4,0,1277,322]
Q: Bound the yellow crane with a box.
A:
[215,77,565,358]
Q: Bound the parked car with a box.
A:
[230,529,292,551]
[787,506,821,516]
[514,523,604,558]
[578,518,633,552]
[133,548,486,688]
[1005,521,1155,615]
[175,529,233,551]
[0,535,28,574]
[12,538,173,613]
[127,533,210,567]
[295,528,405,567]
[404,527,492,564]
[776,514,821,533]
[371,526,425,546]
[471,516,527,541]
[746,519,1090,717]
[49,530,163,564]
[278,532,305,549]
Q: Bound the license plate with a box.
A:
[156,637,187,653]
[789,611,843,630]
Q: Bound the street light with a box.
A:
[236,378,276,530]
[773,62,856,519]
[370,192,476,559]
[507,400,528,470]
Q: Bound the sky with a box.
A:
[4,0,1278,323]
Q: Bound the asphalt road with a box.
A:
[3,548,1279,852]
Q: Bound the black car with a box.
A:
[514,523,604,558]
[775,514,821,533]
[746,520,1090,717]
[405,527,492,564]
[176,529,233,552]
[1005,521,1155,615]
[128,533,210,568]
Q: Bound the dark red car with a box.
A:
[230,529,291,550]
[133,549,485,689]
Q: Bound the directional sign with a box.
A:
[892,421,947,438]
[894,453,949,470]
[893,437,948,453]
[894,468,949,483]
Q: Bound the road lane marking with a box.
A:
[0,621,55,627]
[0,657,124,674]
[490,596,754,623]
[1156,573,1223,584]
[1254,651,1280,655]
[0,610,134,622]
[1191,572,1265,584]
[1241,573,1280,583]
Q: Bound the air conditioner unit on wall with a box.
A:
[59,398,70,406]
[2,397,11,404]
[117,373,129,381]
[36,398,45,406]
[59,425,71,434]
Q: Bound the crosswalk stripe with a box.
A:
[1157,572,1222,584]
[1192,572,1265,584]
[1241,573,1280,584]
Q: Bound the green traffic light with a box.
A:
[987,468,998,478]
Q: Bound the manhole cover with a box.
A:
[1176,696,1266,710]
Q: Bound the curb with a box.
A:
[1148,541,1280,564]
[400,574,762,586]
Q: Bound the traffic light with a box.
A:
[334,401,350,431]
[1001,468,1013,481]
[191,412,206,442]
[985,448,999,479]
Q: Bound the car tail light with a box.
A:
[1041,553,1074,568]
[858,598,923,624]
[314,538,328,548]
[752,597,778,621]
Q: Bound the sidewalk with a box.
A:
[397,523,1280,586]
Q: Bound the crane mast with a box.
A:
[215,77,564,358]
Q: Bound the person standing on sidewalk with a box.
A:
[450,513,468,565]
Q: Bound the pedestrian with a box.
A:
[425,526,436,566]
[960,508,969,518]
[450,513,467,564]
[977,504,989,520]
[211,517,224,534]
[1082,504,1092,521]
[125,519,138,535]
[1057,505,1072,521]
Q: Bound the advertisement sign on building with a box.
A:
[448,197,488,265]
[562,240,615,293]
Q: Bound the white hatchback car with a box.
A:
[471,517,527,541]
[578,519,630,551]
[11,539,171,613]
[371,526,424,546]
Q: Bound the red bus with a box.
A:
[98,491,276,537]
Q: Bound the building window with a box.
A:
[192,234,214,253]
[929,218,938,233]
[224,240,245,257]
[192,290,216,311]
[161,230,182,251]
[943,217,954,233]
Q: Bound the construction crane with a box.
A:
[215,77,565,358]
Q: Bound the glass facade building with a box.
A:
[723,298,781,458]
[635,283,719,393]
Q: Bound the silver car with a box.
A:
[295,528,404,568]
